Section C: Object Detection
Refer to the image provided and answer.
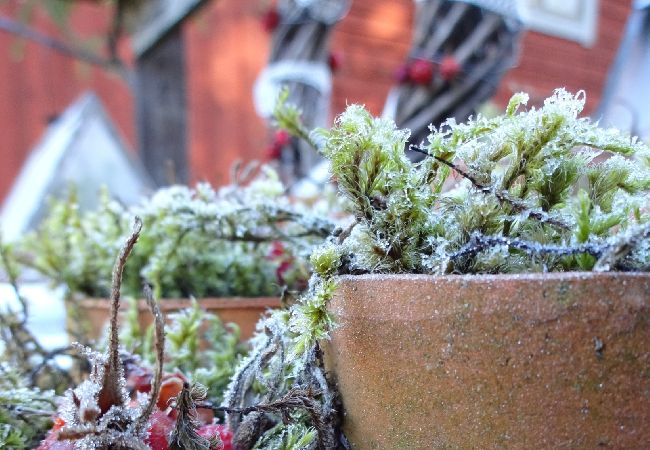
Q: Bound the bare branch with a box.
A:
[0,15,129,77]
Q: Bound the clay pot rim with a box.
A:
[78,296,282,310]
[335,271,650,284]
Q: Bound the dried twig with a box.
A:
[135,283,165,434]
[98,217,142,413]
[169,383,218,450]
[0,15,128,77]
[204,386,322,417]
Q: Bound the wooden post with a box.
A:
[134,26,188,186]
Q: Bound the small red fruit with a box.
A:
[328,51,344,72]
[276,259,293,284]
[126,365,153,395]
[198,424,233,450]
[157,375,186,411]
[268,241,285,258]
[264,144,282,161]
[261,8,280,32]
[38,418,75,450]
[408,58,435,85]
[440,55,461,81]
[273,129,291,148]
[145,410,175,450]
[393,63,411,84]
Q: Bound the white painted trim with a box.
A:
[517,0,599,47]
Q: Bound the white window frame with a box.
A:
[517,0,599,47]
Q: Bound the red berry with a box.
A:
[198,424,233,450]
[126,365,153,395]
[440,55,461,81]
[393,63,411,84]
[261,8,280,32]
[145,410,175,450]
[276,259,293,284]
[264,144,282,160]
[273,129,291,147]
[37,418,75,450]
[328,51,344,72]
[408,59,435,85]
[268,241,285,258]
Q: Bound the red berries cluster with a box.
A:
[261,7,281,33]
[394,55,462,86]
[264,129,291,161]
[38,368,233,450]
[268,240,293,285]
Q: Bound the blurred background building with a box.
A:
[0,0,637,205]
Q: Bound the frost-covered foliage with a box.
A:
[252,422,317,449]
[314,89,650,276]
[285,89,650,355]
[0,363,56,450]
[19,166,334,299]
[224,89,650,449]
[121,298,247,406]
[220,309,338,449]
[50,220,164,450]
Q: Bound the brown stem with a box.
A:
[135,283,165,433]
[98,217,142,413]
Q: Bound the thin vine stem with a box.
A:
[450,232,605,262]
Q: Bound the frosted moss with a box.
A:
[225,89,650,449]
[309,89,650,278]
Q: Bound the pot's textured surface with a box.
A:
[324,273,650,449]
[79,297,281,340]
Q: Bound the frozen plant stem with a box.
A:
[135,283,165,434]
[100,216,142,413]
[451,233,604,262]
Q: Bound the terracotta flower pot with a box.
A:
[78,297,281,341]
[323,273,650,449]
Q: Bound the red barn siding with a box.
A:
[185,0,269,186]
[495,0,633,112]
[0,0,635,201]
[0,2,134,201]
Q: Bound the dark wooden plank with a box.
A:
[135,26,188,185]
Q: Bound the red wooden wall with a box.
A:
[0,0,633,201]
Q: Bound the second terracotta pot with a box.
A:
[323,273,650,449]
[78,297,281,341]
